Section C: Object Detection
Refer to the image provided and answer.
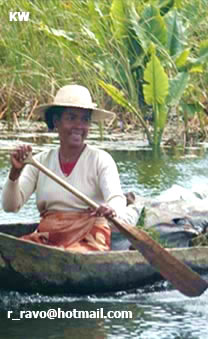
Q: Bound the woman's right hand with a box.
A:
[9,145,32,180]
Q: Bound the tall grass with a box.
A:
[0,0,92,120]
[0,0,208,134]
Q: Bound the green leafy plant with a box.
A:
[1,0,208,146]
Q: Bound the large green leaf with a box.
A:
[180,101,203,118]
[165,10,187,56]
[110,0,127,40]
[129,4,149,52]
[143,52,169,145]
[140,5,167,46]
[143,53,169,106]
[167,72,189,106]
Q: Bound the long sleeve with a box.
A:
[96,150,142,226]
[2,161,38,212]
[96,150,126,212]
[2,146,142,226]
[2,178,24,212]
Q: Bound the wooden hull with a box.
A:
[0,223,208,295]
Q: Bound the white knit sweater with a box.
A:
[2,145,127,217]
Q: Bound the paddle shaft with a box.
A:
[24,152,208,297]
[26,154,99,209]
[24,154,126,226]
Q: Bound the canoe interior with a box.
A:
[0,223,38,237]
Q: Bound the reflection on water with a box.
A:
[1,142,208,338]
[0,283,208,339]
[110,148,208,197]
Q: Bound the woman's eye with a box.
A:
[67,114,76,120]
[63,113,91,122]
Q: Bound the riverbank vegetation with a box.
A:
[1,0,208,148]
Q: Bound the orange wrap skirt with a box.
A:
[21,211,111,252]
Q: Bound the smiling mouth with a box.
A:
[70,130,82,137]
[71,129,83,135]
[70,130,84,141]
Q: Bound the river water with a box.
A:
[0,132,208,338]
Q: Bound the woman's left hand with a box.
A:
[88,204,116,218]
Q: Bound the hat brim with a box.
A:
[34,103,115,122]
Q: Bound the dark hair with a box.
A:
[45,106,93,130]
[45,106,65,130]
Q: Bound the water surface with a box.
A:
[0,136,208,338]
[0,287,208,339]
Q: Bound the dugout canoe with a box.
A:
[0,223,208,295]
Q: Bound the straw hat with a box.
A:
[34,85,115,122]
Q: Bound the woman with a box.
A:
[2,85,142,252]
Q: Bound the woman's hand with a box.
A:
[88,204,116,218]
[9,145,32,181]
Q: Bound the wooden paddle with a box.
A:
[24,152,208,297]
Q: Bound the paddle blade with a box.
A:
[111,219,208,297]
[25,153,208,297]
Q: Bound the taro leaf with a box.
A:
[140,5,167,46]
[167,72,189,106]
[143,53,169,106]
[165,10,186,56]
[181,102,202,118]
[129,4,149,52]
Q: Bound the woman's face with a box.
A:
[55,108,91,148]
